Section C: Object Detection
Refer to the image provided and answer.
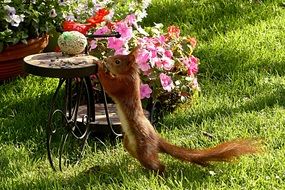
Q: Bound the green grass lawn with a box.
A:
[1,0,285,189]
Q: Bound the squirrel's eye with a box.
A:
[115,60,121,64]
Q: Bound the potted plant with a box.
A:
[0,0,82,81]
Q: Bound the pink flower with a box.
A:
[136,49,151,72]
[89,40,97,50]
[146,43,156,51]
[183,56,198,76]
[150,36,165,46]
[114,48,129,55]
[155,57,174,70]
[156,46,165,55]
[164,50,173,58]
[162,57,174,70]
[115,21,133,40]
[124,14,137,26]
[140,83,152,99]
[158,35,166,44]
[192,78,199,90]
[94,26,110,35]
[159,73,174,92]
[107,37,125,51]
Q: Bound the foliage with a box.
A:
[0,0,108,52]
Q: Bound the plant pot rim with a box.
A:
[2,34,49,52]
[0,34,49,62]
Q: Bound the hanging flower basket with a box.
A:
[0,35,49,81]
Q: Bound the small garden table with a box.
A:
[24,52,121,171]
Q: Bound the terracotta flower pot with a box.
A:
[0,35,49,81]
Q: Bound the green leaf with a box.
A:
[21,32,29,39]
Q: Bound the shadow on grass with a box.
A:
[0,76,121,177]
[0,82,57,144]
[7,157,216,189]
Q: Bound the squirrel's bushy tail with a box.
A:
[159,138,260,166]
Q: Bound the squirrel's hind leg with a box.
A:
[137,144,165,174]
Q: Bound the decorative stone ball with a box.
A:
[57,31,87,55]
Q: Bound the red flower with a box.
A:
[97,8,110,17]
[86,8,109,26]
[62,20,92,35]
[167,25,180,38]
[187,37,197,48]
[62,8,109,35]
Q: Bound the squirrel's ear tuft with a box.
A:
[129,46,140,57]
[128,54,136,64]
[128,46,140,64]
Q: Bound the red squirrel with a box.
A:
[95,47,260,174]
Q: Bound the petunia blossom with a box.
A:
[107,37,125,51]
[94,26,110,35]
[136,49,151,72]
[159,73,174,92]
[114,21,133,40]
[4,5,24,27]
[49,9,57,18]
[114,47,129,55]
[4,5,15,17]
[124,14,137,26]
[140,83,152,99]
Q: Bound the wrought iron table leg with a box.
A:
[95,73,123,138]
[47,77,95,171]
[47,78,65,171]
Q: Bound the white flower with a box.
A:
[64,14,75,21]
[136,10,148,22]
[4,5,25,27]
[142,0,151,9]
[58,0,69,6]
[136,26,149,36]
[175,80,181,85]
[49,9,57,18]
[185,76,193,81]
[129,2,136,11]
[10,14,25,27]
[4,5,16,17]
[180,96,187,102]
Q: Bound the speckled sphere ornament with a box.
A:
[57,31,87,55]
